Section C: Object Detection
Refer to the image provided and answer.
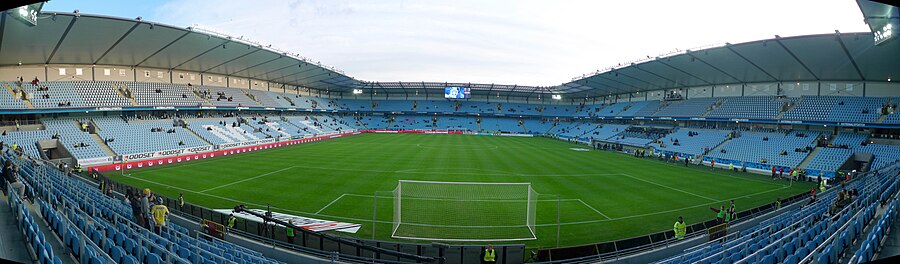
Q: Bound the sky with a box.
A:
[42,0,871,87]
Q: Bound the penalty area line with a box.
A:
[315,194,347,214]
[577,199,611,220]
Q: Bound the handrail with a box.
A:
[797,178,895,263]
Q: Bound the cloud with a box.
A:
[153,0,870,86]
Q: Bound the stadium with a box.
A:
[0,0,899,263]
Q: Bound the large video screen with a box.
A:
[444,86,471,99]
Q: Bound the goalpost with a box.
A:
[391,180,538,242]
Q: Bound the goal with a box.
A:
[391,180,538,241]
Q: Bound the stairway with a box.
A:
[182,122,214,146]
[797,147,822,169]
[282,96,296,107]
[243,90,263,106]
[4,83,33,109]
[701,98,725,117]
[702,135,732,160]
[89,133,117,157]
[114,84,139,106]
[192,88,213,105]
[877,101,891,123]
[776,97,803,119]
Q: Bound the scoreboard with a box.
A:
[444,86,471,99]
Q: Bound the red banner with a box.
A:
[362,129,464,134]
[88,132,361,172]
[89,129,465,172]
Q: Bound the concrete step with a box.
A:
[0,193,33,263]
[114,84,139,106]
[776,97,803,119]
[798,146,823,169]
[182,121,215,146]
[88,131,118,157]
[4,83,34,109]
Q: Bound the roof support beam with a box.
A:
[93,22,141,65]
[201,48,261,74]
[395,82,408,98]
[685,53,743,83]
[290,71,334,84]
[633,64,684,87]
[231,56,282,75]
[615,70,662,90]
[593,75,640,93]
[45,16,78,64]
[136,31,191,67]
[724,45,778,82]
[265,63,318,80]
[0,14,6,57]
[581,79,620,96]
[774,37,819,80]
[376,82,394,97]
[505,85,518,102]
[170,40,230,70]
[254,63,302,79]
[655,60,712,85]
[834,33,866,81]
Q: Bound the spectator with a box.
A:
[714,205,726,224]
[178,193,185,210]
[673,216,686,240]
[286,219,295,243]
[1,160,13,195]
[150,197,169,233]
[728,200,737,222]
[481,244,497,264]
[227,213,237,230]
[141,188,152,229]
[7,165,26,198]
[129,190,145,228]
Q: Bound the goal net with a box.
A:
[391,180,537,241]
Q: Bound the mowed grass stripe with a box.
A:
[116,133,813,247]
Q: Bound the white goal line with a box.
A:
[344,193,578,202]
[399,179,532,185]
[391,235,536,242]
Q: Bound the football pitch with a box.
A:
[110,133,813,248]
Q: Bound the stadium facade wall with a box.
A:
[134,66,173,83]
[687,86,713,98]
[866,82,900,97]
[781,82,820,97]
[0,65,45,81]
[819,82,865,96]
[92,65,135,82]
[1,65,898,103]
[714,85,743,97]
[744,82,779,96]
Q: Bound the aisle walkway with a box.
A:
[0,192,33,263]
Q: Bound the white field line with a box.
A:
[620,173,719,202]
[315,194,347,214]
[121,173,791,227]
[577,199,611,220]
[198,166,299,193]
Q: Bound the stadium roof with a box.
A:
[0,11,897,99]
[560,31,900,98]
[0,12,363,93]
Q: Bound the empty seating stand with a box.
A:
[93,117,208,155]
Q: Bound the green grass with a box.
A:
[111,133,813,248]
